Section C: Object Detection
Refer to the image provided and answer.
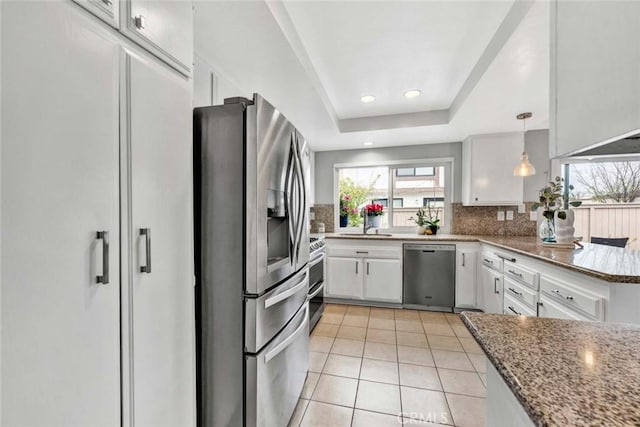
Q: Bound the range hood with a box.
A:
[569,129,640,158]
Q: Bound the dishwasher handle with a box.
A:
[404,244,456,252]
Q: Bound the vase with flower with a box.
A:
[364,203,384,228]
[339,193,352,227]
[531,176,582,243]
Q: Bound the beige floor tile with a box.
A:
[331,338,365,357]
[355,380,402,416]
[352,409,402,427]
[394,309,420,320]
[400,387,452,426]
[431,350,475,372]
[451,324,473,339]
[418,311,449,323]
[363,341,398,362]
[322,354,362,379]
[397,346,435,367]
[401,419,449,426]
[370,307,395,320]
[427,335,463,352]
[397,331,429,348]
[337,325,367,341]
[446,393,486,427]
[310,336,335,353]
[422,322,456,337]
[301,373,320,399]
[395,320,424,333]
[288,398,309,427]
[437,369,486,398]
[319,312,344,325]
[347,305,370,316]
[311,374,358,406]
[459,337,484,354]
[367,328,397,344]
[399,363,442,391]
[368,318,396,330]
[467,353,487,374]
[360,358,399,384]
[312,323,339,337]
[445,313,464,325]
[324,304,347,314]
[301,401,353,427]
[342,314,369,328]
[309,351,329,373]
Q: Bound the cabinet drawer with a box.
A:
[480,252,503,272]
[327,246,401,259]
[538,295,593,321]
[504,261,538,290]
[540,276,603,320]
[503,277,537,309]
[503,293,536,317]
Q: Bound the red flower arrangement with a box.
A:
[365,203,384,217]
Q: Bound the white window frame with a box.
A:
[333,157,454,234]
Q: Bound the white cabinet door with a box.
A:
[124,53,195,427]
[537,295,592,321]
[363,258,402,303]
[551,2,640,157]
[456,250,478,308]
[327,257,362,299]
[481,266,503,314]
[462,134,524,206]
[122,0,193,76]
[1,3,121,425]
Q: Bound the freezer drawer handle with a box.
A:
[264,304,309,363]
[140,228,151,273]
[307,282,324,300]
[96,231,109,284]
[508,306,521,315]
[264,273,309,309]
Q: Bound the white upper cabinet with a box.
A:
[73,0,120,28]
[2,3,121,425]
[550,1,640,157]
[121,0,193,76]
[462,133,524,206]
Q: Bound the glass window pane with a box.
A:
[392,165,446,227]
[395,168,415,177]
[338,166,389,228]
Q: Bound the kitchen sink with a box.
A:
[338,233,394,237]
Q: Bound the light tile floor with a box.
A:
[290,304,487,427]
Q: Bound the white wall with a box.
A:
[314,142,463,204]
[523,129,551,202]
[193,54,249,107]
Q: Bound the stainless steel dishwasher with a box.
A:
[403,244,456,311]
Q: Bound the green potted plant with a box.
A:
[410,207,427,235]
[425,201,440,235]
[531,176,582,242]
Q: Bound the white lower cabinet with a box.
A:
[537,295,593,321]
[481,265,503,314]
[327,257,362,299]
[363,258,402,303]
[455,247,478,309]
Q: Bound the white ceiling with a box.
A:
[194,0,550,151]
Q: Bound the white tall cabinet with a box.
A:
[1,2,195,426]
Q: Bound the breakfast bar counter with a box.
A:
[461,312,640,426]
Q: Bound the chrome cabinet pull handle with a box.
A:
[508,287,522,296]
[508,269,523,278]
[140,228,151,273]
[508,306,521,315]
[366,262,370,275]
[536,301,543,317]
[495,253,516,263]
[462,253,466,267]
[356,251,369,254]
[355,261,358,274]
[484,258,493,265]
[494,277,499,294]
[134,15,145,30]
[96,231,109,284]
[551,289,573,301]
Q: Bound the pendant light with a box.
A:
[513,112,536,177]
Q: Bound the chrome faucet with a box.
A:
[361,207,373,235]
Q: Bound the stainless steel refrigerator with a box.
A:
[194,94,310,427]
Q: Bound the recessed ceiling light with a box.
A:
[363,141,374,146]
[404,89,421,99]
[360,95,376,103]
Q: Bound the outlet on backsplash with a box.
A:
[497,211,505,221]
[506,211,514,221]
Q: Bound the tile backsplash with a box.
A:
[311,202,537,236]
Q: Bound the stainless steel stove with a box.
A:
[308,237,326,331]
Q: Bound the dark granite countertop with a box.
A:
[324,233,640,283]
[462,312,640,426]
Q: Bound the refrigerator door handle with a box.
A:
[293,138,305,264]
[284,142,297,266]
[264,273,309,309]
[264,304,309,363]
